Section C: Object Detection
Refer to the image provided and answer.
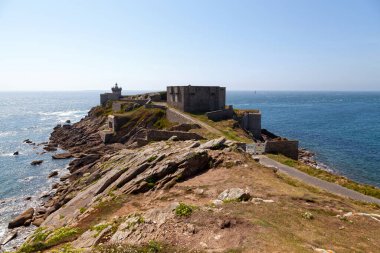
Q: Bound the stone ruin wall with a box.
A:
[265,140,299,160]
[205,106,234,121]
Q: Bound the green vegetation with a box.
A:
[79,207,87,214]
[50,243,84,253]
[17,227,79,253]
[268,154,380,199]
[91,223,111,237]
[302,212,314,220]
[174,203,194,217]
[93,104,113,117]
[95,241,188,253]
[119,107,173,130]
[146,155,158,163]
[186,112,252,142]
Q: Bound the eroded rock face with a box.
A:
[8,208,34,229]
[42,141,214,229]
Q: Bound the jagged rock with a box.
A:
[190,142,200,148]
[52,152,72,159]
[60,174,70,181]
[23,139,33,144]
[13,151,19,155]
[43,146,57,152]
[8,208,34,229]
[168,136,179,141]
[68,154,100,173]
[216,219,236,229]
[73,225,112,248]
[1,231,17,246]
[32,218,44,227]
[48,170,59,178]
[200,137,226,150]
[25,196,32,201]
[24,219,32,226]
[218,188,251,202]
[31,160,43,165]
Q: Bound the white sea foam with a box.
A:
[38,110,87,117]
[0,153,15,157]
[0,131,17,138]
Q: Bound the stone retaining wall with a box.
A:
[120,98,150,105]
[206,106,234,121]
[265,140,299,160]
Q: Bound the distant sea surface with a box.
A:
[0,91,379,244]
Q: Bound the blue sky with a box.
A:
[0,0,379,91]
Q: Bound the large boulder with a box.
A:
[218,188,251,202]
[8,208,34,229]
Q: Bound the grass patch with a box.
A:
[174,203,194,217]
[94,241,192,253]
[186,112,252,142]
[17,227,79,253]
[268,154,380,199]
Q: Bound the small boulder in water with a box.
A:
[48,170,59,178]
[31,160,43,165]
[8,208,34,229]
[13,151,19,155]
[65,119,71,124]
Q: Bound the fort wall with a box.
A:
[265,140,299,160]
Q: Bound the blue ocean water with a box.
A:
[0,92,99,244]
[228,91,380,188]
[0,90,379,245]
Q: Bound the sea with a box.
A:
[0,90,379,248]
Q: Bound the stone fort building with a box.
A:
[100,83,122,106]
[167,85,226,113]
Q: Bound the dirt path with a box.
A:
[154,102,223,135]
[258,155,380,205]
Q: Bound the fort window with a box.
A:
[108,121,113,129]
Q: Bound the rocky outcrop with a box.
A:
[42,140,215,229]
[217,188,251,202]
[52,152,72,159]
[8,208,34,229]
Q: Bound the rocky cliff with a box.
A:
[7,105,380,253]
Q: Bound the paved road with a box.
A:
[258,155,380,205]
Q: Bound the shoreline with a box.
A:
[2,103,380,252]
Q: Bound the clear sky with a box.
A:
[0,0,379,91]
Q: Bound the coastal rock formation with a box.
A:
[52,152,72,159]
[8,208,34,229]
[11,102,380,253]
